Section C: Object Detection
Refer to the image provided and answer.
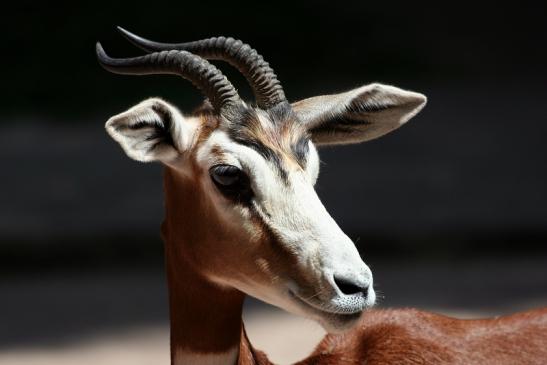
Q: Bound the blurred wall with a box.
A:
[2,1,547,268]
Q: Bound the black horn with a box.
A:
[96,42,241,114]
[117,27,287,110]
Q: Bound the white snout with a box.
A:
[287,243,375,333]
[257,170,376,331]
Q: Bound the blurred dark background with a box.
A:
[1,1,546,361]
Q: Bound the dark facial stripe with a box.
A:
[227,107,290,182]
[229,134,289,182]
[291,136,310,167]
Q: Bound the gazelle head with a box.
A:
[97,28,426,333]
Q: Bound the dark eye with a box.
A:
[210,165,240,186]
[209,164,253,202]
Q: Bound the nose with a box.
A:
[333,275,369,297]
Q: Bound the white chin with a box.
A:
[285,290,368,334]
[232,282,370,334]
[316,311,364,333]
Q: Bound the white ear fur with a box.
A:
[292,83,427,145]
[105,98,197,163]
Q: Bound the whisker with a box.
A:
[302,288,326,302]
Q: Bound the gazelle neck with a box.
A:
[162,168,245,365]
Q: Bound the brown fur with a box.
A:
[159,108,547,364]
[162,164,306,359]
[301,308,547,365]
[163,164,547,364]
[162,168,245,356]
[237,308,547,365]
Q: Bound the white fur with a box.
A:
[105,83,428,333]
[195,128,374,331]
[174,347,239,365]
[105,98,199,163]
[307,141,320,185]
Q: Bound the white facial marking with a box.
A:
[306,141,320,184]
[105,84,427,335]
[194,123,374,331]
[174,347,239,365]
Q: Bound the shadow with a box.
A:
[1,255,546,350]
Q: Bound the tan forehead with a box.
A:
[193,106,310,172]
[231,110,309,168]
[258,111,306,149]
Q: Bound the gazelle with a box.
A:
[97,28,547,365]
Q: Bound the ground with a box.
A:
[1,256,546,365]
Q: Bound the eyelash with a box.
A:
[209,164,253,203]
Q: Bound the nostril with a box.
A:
[333,276,368,296]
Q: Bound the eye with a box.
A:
[210,164,240,186]
[209,164,253,202]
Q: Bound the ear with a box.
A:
[292,83,427,145]
[105,98,198,163]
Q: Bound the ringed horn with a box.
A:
[95,43,241,114]
[116,26,287,109]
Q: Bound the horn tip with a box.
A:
[116,25,140,41]
[115,26,162,53]
[116,25,129,35]
[95,42,105,55]
[95,42,111,65]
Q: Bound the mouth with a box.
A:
[288,289,366,330]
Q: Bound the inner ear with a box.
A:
[105,98,195,163]
[293,83,427,146]
[126,102,174,149]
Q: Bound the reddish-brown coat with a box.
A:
[162,144,547,365]
[238,308,547,365]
